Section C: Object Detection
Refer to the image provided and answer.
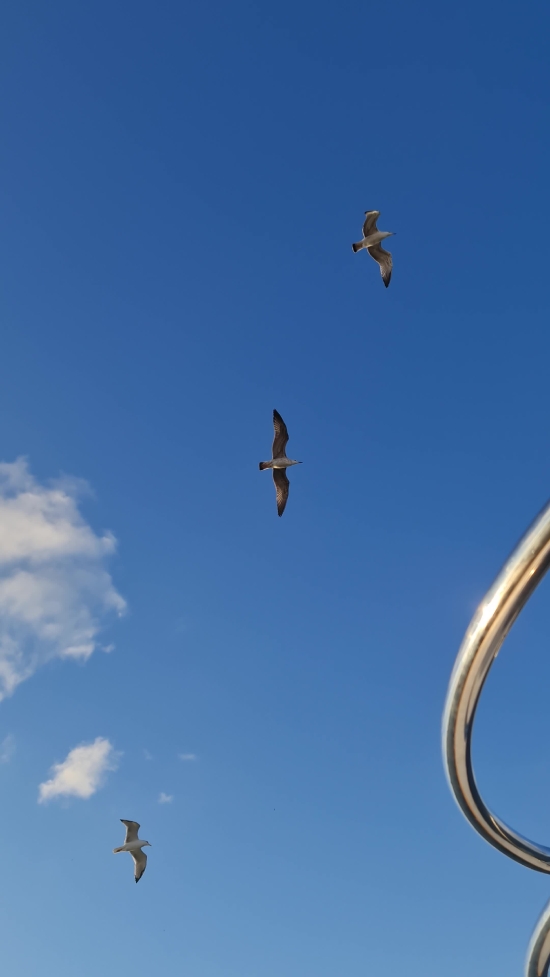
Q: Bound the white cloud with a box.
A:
[38,737,120,803]
[158,792,173,804]
[179,753,197,761]
[0,733,15,763]
[0,458,126,700]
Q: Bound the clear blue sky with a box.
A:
[1,1,550,974]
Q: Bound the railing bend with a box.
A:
[442,499,550,975]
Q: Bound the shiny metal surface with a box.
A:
[526,902,550,977]
[443,498,550,872]
[443,498,550,975]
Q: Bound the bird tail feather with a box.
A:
[351,241,364,253]
[259,461,271,470]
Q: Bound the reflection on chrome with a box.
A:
[442,499,550,976]
[526,901,550,977]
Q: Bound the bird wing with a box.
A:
[367,243,392,287]
[131,849,147,883]
[121,820,140,844]
[272,468,290,517]
[272,410,289,459]
[362,210,380,237]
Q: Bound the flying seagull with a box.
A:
[113,819,151,883]
[259,410,302,517]
[352,210,395,287]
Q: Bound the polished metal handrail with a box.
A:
[526,902,550,977]
[442,498,550,975]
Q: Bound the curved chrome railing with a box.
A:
[526,901,550,977]
[442,498,550,975]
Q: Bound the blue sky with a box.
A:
[1,0,550,974]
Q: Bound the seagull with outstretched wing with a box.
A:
[352,209,395,288]
[259,410,302,517]
[113,819,152,883]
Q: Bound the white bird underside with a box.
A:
[121,819,140,845]
[131,849,147,883]
[114,819,149,883]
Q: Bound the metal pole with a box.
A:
[442,498,550,974]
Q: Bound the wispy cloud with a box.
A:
[179,753,197,761]
[158,792,173,804]
[0,458,126,700]
[0,733,15,763]
[38,737,120,803]
[143,749,153,761]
